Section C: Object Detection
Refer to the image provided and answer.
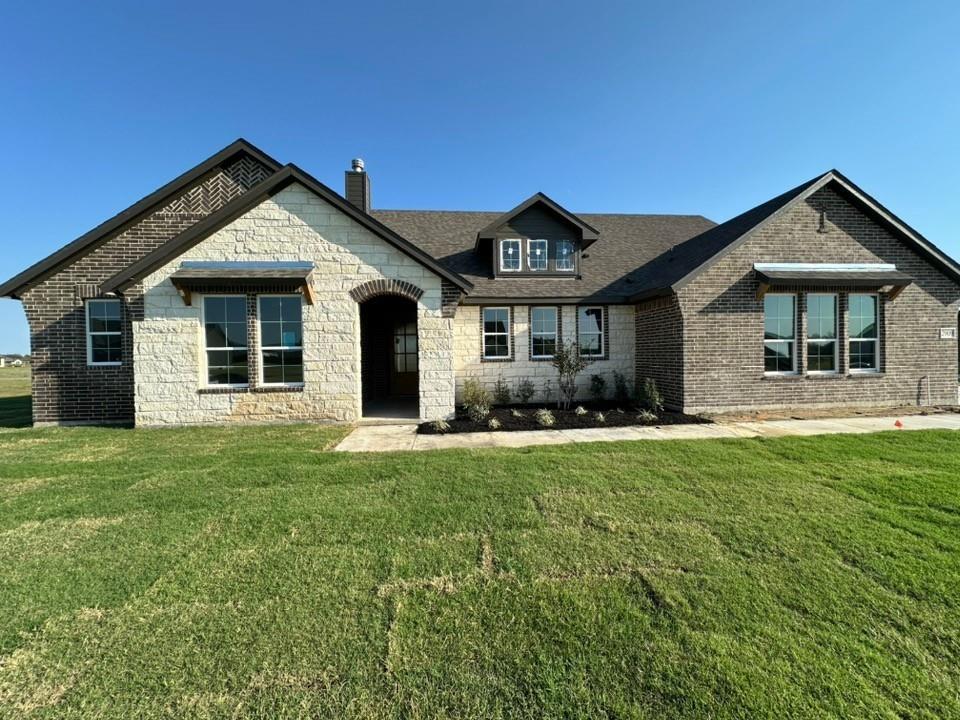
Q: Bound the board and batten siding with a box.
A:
[453,304,635,404]
[133,182,455,426]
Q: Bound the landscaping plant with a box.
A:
[488,417,502,430]
[550,342,592,410]
[535,408,556,426]
[589,374,607,403]
[515,378,535,404]
[636,377,664,413]
[462,378,492,423]
[431,418,451,433]
[493,378,511,405]
[575,406,588,416]
[613,370,631,404]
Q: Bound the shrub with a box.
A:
[431,418,450,433]
[488,417,502,430]
[551,342,592,410]
[594,411,606,423]
[636,377,664,413]
[574,405,587,416]
[535,408,556,427]
[515,378,535,404]
[510,409,525,418]
[493,378,511,405]
[541,379,554,404]
[462,378,491,423]
[636,409,658,424]
[613,371,631,404]
[589,374,607,403]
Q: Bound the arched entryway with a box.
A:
[359,295,420,419]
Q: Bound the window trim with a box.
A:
[763,293,798,376]
[527,238,549,272]
[499,239,522,272]
[555,239,575,272]
[200,294,249,389]
[577,305,605,358]
[806,293,838,375]
[529,306,559,359]
[256,294,305,388]
[482,306,512,360]
[85,298,123,367]
[848,292,881,374]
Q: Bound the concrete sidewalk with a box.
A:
[333,412,960,453]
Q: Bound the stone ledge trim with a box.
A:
[349,279,424,304]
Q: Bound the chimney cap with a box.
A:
[351,157,365,172]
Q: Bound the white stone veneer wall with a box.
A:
[133,183,454,426]
[453,305,636,404]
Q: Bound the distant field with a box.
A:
[0,365,30,427]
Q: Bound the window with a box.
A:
[86,299,122,365]
[259,296,304,386]
[806,294,838,373]
[394,321,418,373]
[556,239,575,271]
[849,294,879,372]
[763,294,796,373]
[482,307,511,359]
[578,306,604,357]
[500,239,521,272]
[528,239,548,271]
[530,307,558,358]
[203,296,248,386]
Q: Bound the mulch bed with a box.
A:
[417,404,709,434]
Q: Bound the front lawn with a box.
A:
[0,424,958,718]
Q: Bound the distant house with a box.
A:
[2,139,959,427]
[0,357,5,368]
[10,359,22,368]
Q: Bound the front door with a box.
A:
[391,320,418,397]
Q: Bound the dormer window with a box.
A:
[556,239,574,271]
[528,239,548,271]
[500,239,521,272]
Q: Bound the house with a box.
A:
[2,139,959,427]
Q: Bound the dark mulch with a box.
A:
[417,404,709,434]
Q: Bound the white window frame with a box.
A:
[763,293,797,375]
[556,239,575,271]
[85,299,122,367]
[257,294,305,388]
[527,238,549,271]
[806,293,838,375]
[849,293,880,374]
[530,306,558,359]
[499,239,522,272]
[482,306,511,359]
[578,306,605,357]
[201,295,249,389]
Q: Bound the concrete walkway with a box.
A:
[333,412,960,453]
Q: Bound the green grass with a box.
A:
[0,365,30,428]
[0,421,958,718]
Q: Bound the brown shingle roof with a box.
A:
[371,209,716,301]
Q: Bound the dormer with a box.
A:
[475,192,600,278]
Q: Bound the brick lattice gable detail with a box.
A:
[21,155,274,425]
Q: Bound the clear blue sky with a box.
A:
[2,1,959,353]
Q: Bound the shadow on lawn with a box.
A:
[0,395,32,428]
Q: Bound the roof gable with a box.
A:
[474,192,600,249]
[629,169,960,301]
[101,165,473,294]
[0,139,282,298]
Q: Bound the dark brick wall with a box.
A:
[20,156,273,425]
[676,184,960,412]
[634,295,684,409]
